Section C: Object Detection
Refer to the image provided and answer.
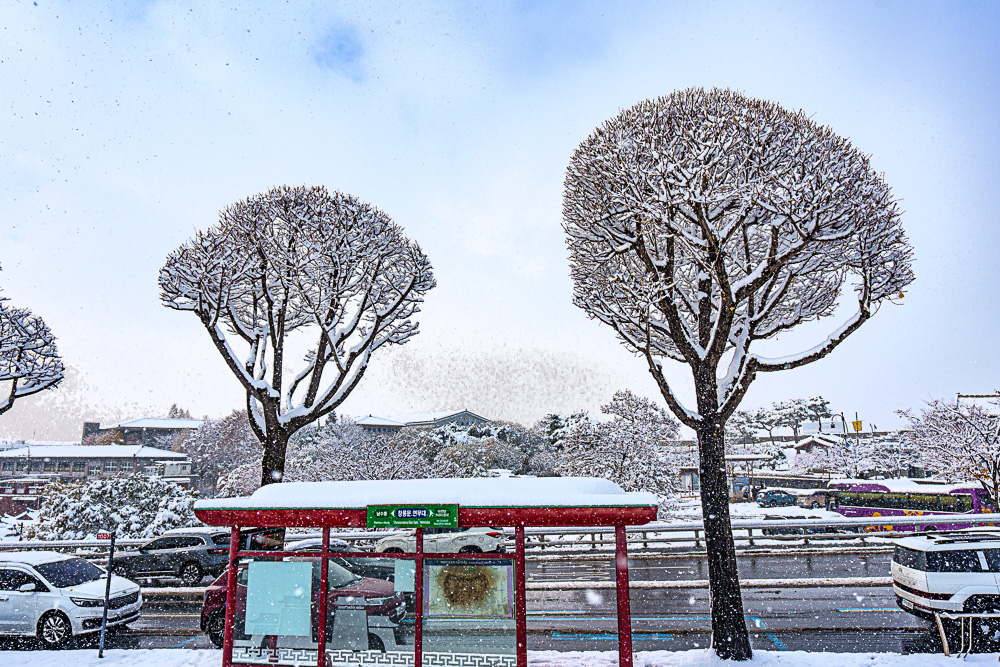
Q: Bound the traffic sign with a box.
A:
[96,531,112,540]
[367,504,458,528]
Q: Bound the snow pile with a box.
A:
[0,649,995,667]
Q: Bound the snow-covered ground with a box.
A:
[1,649,992,667]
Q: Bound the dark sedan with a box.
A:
[110,529,231,586]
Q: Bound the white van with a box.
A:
[892,531,1000,617]
[0,551,142,647]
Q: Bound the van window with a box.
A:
[926,550,984,573]
[894,546,927,571]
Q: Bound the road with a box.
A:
[0,550,958,654]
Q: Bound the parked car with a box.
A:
[286,538,396,582]
[0,551,142,647]
[201,557,405,650]
[110,528,231,586]
[756,489,798,508]
[795,489,834,510]
[892,530,1000,617]
[375,527,505,554]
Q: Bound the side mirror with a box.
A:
[18,582,36,592]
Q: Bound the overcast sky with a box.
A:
[2,1,999,438]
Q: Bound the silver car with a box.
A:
[0,551,142,647]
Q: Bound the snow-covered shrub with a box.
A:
[556,390,682,501]
[432,438,527,478]
[24,474,201,540]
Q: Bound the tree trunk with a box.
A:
[697,419,752,660]
[260,430,289,488]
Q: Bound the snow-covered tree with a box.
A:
[725,410,757,450]
[0,270,64,416]
[821,436,873,478]
[181,410,261,496]
[433,438,527,478]
[557,390,682,498]
[563,88,914,659]
[900,400,1000,503]
[168,404,193,419]
[160,186,435,488]
[774,398,813,443]
[803,396,835,432]
[25,475,200,540]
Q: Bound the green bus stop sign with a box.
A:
[367,504,458,528]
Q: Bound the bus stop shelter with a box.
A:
[194,476,658,667]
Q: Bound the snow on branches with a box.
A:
[900,400,1000,503]
[160,186,435,486]
[556,390,682,499]
[25,474,200,540]
[563,88,914,426]
[0,276,64,415]
[181,410,261,495]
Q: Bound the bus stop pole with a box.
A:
[515,526,527,667]
[97,530,116,658]
[222,526,239,667]
[615,525,633,667]
[316,528,330,667]
[414,528,424,667]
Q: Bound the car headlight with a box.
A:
[71,597,104,607]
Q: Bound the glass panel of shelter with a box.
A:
[419,528,517,667]
[229,532,415,667]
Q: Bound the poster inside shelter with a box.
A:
[244,560,313,636]
[424,559,514,618]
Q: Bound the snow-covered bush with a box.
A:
[24,474,200,540]
[556,390,682,499]
[432,438,527,478]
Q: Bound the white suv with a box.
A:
[375,527,505,554]
[0,551,142,647]
[892,531,1000,617]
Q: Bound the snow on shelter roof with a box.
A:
[195,477,659,528]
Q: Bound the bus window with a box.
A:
[909,494,937,512]
[955,495,974,512]
[939,495,959,512]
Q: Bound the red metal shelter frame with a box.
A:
[197,497,656,667]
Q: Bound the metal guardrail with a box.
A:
[2,513,995,557]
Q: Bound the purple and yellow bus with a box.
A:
[828,480,994,532]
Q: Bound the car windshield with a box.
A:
[35,557,105,588]
[328,561,362,589]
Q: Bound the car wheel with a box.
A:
[207,612,225,648]
[38,611,72,648]
[110,563,130,578]
[382,548,404,554]
[180,562,203,586]
[368,632,385,652]
[458,545,482,554]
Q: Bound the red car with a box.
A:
[201,558,406,650]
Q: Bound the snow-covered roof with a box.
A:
[0,445,187,459]
[108,418,205,430]
[355,415,406,427]
[0,551,71,566]
[829,478,981,493]
[355,410,489,427]
[197,477,658,512]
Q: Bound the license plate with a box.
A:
[901,598,914,609]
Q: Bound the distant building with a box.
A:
[0,477,51,516]
[355,410,492,434]
[83,418,205,451]
[0,444,193,488]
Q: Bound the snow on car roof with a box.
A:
[0,551,73,566]
[830,478,982,493]
[894,532,1000,551]
[197,476,659,511]
[163,526,228,535]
